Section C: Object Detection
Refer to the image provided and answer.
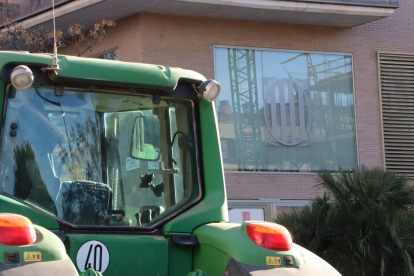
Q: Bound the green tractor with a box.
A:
[0,51,340,276]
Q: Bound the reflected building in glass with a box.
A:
[215,48,356,173]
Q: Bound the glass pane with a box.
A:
[215,47,357,172]
[96,50,119,60]
[0,87,199,227]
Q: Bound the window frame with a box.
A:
[90,48,119,60]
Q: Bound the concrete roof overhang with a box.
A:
[17,0,395,32]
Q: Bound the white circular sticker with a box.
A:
[76,240,110,273]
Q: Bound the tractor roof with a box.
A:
[0,51,206,91]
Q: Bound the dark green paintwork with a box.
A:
[167,236,193,276]
[163,100,228,234]
[194,244,229,276]
[0,79,3,119]
[66,234,169,276]
[0,194,59,230]
[0,224,66,264]
[192,223,304,275]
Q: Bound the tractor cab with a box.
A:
[0,52,340,276]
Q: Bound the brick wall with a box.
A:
[59,0,414,200]
[59,14,143,62]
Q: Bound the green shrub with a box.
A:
[275,166,414,276]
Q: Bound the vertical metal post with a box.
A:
[227,49,262,171]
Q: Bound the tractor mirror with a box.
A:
[131,115,161,161]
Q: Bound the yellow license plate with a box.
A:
[266,256,281,266]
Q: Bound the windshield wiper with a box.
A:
[34,88,60,106]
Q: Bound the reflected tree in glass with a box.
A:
[13,141,57,215]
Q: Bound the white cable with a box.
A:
[52,0,59,68]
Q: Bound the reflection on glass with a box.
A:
[0,87,199,227]
[215,47,357,172]
[130,111,161,161]
[96,50,119,60]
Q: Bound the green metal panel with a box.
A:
[0,51,206,90]
[193,244,229,276]
[0,80,4,122]
[0,225,66,264]
[162,100,228,234]
[66,234,169,276]
[192,223,304,276]
[0,194,59,230]
[167,237,193,276]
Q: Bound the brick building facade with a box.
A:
[11,0,413,221]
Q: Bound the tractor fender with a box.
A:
[192,223,340,276]
[0,256,78,276]
[0,217,78,276]
[223,244,341,276]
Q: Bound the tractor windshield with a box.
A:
[0,86,200,227]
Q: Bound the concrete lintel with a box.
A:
[9,0,395,34]
[175,0,394,17]
[19,0,103,29]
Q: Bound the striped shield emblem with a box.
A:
[263,78,312,147]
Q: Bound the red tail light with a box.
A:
[0,214,36,246]
[246,223,292,251]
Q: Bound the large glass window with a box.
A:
[214,47,357,172]
[0,87,199,227]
